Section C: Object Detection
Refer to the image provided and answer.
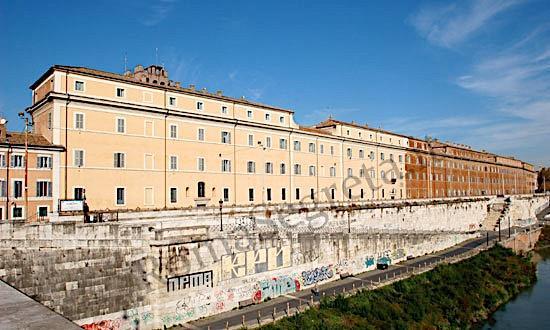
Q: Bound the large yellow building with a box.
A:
[26,64,534,211]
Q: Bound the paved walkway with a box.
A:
[0,280,80,330]
[185,229,508,330]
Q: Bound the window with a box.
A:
[117,118,125,133]
[248,188,254,202]
[294,141,301,151]
[197,101,204,110]
[221,106,228,114]
[308,143,315,153]
[75,81,85,91]
[37,156,52,169]
[347,148,352,158]
[294,164,301,175]
[248,134,254,146]
[347,168,353,177]
[144,187,154,205]
[310,188,315,200]
[265,136,271,148]
[279,116,285,124]
[12,207,23,218]
[36,181,52,197]
[247,161,256,173]
[280,163,286,174]
[281,188,286,201]
[380,152,385,160]
[170,124,177,139]
[10,155,23,168]
[113,153,125,168]
[330,167,336,177]
[222,159,231,172]
[390,154,394,162]
[223,188,230,202]
[74,188,84,200]
[295,188,300,200]
[348,189,352,199]
[169,97,176,106]
[381,170,386,179]
[198,128,205,141]
[170,188,177,203]
[359,168,365,177]
[265,113,271,121]
[0,180,5,197]
[47,113,52,129]
[369,151,375,160]
[398,155,403,163]
[359,150,364,158]
[13,180,22,198]
[74,113,84,129]
[221,131,231,144]
[309,165,316,176]
[247,110,253,118]
[116,88,125,97]
[117,188,125,205]
[74,150,84,167]
[330,146,334,155]
[265,162,273,174]
[197,158,205,171]
[279,138,287,149]
[38,206,48,217]
[170,156,178,170]
[360,189,364,199]
[267,188,272,201]
[331,189,335,200]
[320,144,324,154]
[198,182,206,198]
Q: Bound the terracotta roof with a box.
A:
[315,118,410,139]
[1,132,63,150]
[298,126,333,136]
[31,65,294,114]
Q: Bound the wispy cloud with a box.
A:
[410,0,522,47]
[141,0,178,27]
[300,107,362,126]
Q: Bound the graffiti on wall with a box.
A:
[364,257,375,268]
[167,270,213,292]
[301,266,333,286]
[81,309,153,330]
[334,259,356,274]
[253,276,301,302]
[221,245,291,280]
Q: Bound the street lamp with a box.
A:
[18,112,31,222]
[219,199,223,231]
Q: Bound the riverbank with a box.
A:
[261,245,536,329]
[535,225,550,250]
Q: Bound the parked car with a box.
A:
[376,256,391,270]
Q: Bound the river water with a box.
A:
[483,250,550,329]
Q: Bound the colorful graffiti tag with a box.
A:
[253,276,301,303]
[364,257,375,268]
[301,266,333,286]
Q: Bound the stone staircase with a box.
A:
[482,199,508,231]
[494,198,511,231]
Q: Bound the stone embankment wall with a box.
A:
[0,196,545,330]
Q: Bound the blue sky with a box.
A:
[1,0,549,166]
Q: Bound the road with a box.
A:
[186,230,505,330]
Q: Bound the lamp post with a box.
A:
[219,199,223,231]
[18,112,30,222]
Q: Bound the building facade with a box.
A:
[26,64,536,211]
[0,121,63,220]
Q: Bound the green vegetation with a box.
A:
[535,225,550,250]
[262,246,536,329]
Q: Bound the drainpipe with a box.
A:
[163,89,168,209]
[64,70,70,200]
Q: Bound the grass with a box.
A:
[261,245,536,330]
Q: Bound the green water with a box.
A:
[483,250,550,329]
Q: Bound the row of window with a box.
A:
[74,80,286,124]
[0,154,52,169]
[0,180,52,198]
[112,184,404,206]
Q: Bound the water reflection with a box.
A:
[483,249,550,329]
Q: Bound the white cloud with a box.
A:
[410,0,522,47]
[141,0,178,27]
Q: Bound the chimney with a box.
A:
[189,84,196,91]
[0,118,7,142]
[175,82,181,88]
[201,87,208,93]
[216,90,223,96]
